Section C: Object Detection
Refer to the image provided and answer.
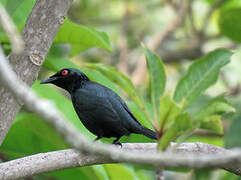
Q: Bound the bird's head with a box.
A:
[40,68,89,92]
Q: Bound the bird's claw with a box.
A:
[113,142,122,147]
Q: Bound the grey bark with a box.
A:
[0,143,240,180]
[0,0,73,145]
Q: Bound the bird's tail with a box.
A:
[140,126,157,140]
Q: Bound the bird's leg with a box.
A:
[112,137,122,147]
[94,136,102,142]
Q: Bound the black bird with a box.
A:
[40,68,157,145]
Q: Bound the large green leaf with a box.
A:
[54,20,112,56]
[219,8,241,42]
[174,49,232,106]
[0,112,68,157]
[86,63,153,127]
[143,45,166,121]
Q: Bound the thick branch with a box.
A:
[0,0,73,145]
[0,143,240,180]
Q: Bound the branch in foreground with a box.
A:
[0,3,23,53]
[1,47,241,177]
[0,0,73,145]
[0,143,240,180]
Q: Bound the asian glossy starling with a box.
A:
[40,68,157,145]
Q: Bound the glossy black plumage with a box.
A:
[40,68,157,145]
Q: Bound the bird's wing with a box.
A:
[104,88,141,126]
[73,90,130,136]
[120,100,141,126]
[91,99,131,136]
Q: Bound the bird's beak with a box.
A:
[40,76,58,84]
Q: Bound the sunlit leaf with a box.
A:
[174,49,232,106]
[54,20,112,56]
[103,164,135,180]
[143,45,166,121]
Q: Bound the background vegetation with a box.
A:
[0,0,241,179]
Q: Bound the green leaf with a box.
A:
[0,112,68,157]
[219,8,241,42]
[143,45,166,121]
[200,115,223,134]
[174,49,232,106]
[86,63,152,127]
[159,113,192,150]
[103,164,135,180]
[158,94,182,131]
[54,20,112,56]
[194,96,235,120]
[225,114,241,148]
[46,167,102,180]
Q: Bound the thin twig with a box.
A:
[0,3,23,53]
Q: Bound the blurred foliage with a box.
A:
[1,0,241,179]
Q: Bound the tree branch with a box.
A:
[0,0,73,145]
[0,3,23,53]
[0,143,241,180]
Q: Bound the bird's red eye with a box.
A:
[61,70,68,76]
